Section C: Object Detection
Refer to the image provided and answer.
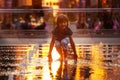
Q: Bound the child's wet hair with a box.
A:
[55,14,69,26]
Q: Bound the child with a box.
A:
[48,14,77,62]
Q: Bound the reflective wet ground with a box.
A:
[0,44,120,80]
[1,58,120,80]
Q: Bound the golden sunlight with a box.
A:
[26,44,39,80]
[52,47,60,61]
[51,61,61,77]
[26,75,34,80]
[42,62,52,80]
[90,44,105,80]
[41,45,60,61]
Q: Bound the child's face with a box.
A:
[58,21,67,29]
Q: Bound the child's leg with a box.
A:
[61,37,77,62]
[61,37,69,60]
[62,49,67,61]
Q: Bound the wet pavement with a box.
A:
[0,44,120,80]
[0,58,120,80]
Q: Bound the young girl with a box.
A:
[48,14,77,62]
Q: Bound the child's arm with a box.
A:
[69,36,77,55]
[69,36,77,61]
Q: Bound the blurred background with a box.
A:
[0,0,120,31]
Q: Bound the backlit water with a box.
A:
[0,44,120,80]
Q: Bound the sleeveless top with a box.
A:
[52,27,73,41]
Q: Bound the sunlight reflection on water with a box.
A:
[0,44,120,80]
